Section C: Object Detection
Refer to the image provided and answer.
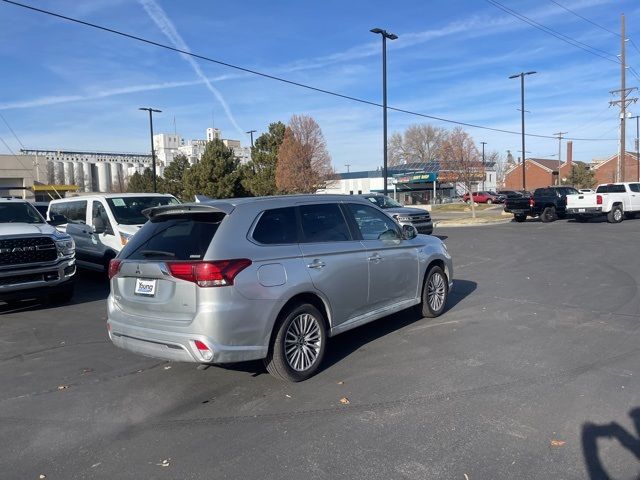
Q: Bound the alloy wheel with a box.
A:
[427,272,446,312]
[284,313,322,372]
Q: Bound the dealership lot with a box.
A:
[1,219,640,479]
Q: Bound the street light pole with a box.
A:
[246,130,257,148]
[371,27,398,196]
[632,116,640,182]
[509,71,537,191]
[139,107,162,193]
[481,141,487,191]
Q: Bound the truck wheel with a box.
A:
[514,214,526,223]
[607,206,623,223]
[264,303,327,382]
[540,206,557,223]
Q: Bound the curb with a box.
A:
[434,218,513,228]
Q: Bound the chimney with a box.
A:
[566,141,573,167]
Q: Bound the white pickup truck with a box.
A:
[566,182,640,223]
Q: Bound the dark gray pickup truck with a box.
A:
[0,198,76,304]
[504,186,580,223]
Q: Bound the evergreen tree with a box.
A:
[182,139,246,199]
[126,168,158,193]
[163,154,191,200]
[564,163,596,189]
[241,121,285,196]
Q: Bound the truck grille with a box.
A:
[409,214,431,222]
[0,237,57,267]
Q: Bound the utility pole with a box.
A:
[246,130,257,148]
[610,14,638,182]
[509,71,537,190]
[480,142,487,191]
[139,107,162,193]
[553,132,567,185]
[345,164,351,173]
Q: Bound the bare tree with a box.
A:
[388,124,447,166]
[440,128,483,218]
[486,150,505,188]
[276,114,333,193]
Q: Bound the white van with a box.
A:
[48,193,179,271]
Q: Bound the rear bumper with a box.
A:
[107,296,270,364]
[567,207,602,216]
[0,258,76,300]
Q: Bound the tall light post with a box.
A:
[631,115,640,181]
[481,141,487,191]
[371,27,398,196]
[509,71,536,190]
[246,129,257,148]
[139,107,162,193]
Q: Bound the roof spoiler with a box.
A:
[142,202,234,219]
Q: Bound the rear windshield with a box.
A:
[596,184,626,193]
[0,202,45,224]
[106,196,179,225]
[119,212,225,261]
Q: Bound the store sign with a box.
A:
[395,172,437,183]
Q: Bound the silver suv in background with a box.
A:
[0,198,76,304]
[107,195,453,382]
[359,194,433,234]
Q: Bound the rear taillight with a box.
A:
[529,198,535,207]
[108,259,122,279]
[597,195,603,205]
[193,339,214,361]
[168,259,252,287]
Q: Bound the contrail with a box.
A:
[138,0,244,136]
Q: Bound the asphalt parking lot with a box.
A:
[1,217,640,479]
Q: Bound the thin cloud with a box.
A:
[138,0,244,136]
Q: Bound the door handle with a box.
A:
[368,253,382,263]
[307,260,326,269]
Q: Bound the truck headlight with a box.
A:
[55,238,75,256]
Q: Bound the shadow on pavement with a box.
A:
[0,269,109,315]
[581,407,640,480]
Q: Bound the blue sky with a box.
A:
[1,0,640,172]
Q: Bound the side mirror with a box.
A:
[48,214,67,226]
[402,224,418,240]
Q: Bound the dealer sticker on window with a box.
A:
[135,278,156,296]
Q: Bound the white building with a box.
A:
[153,133,182,169]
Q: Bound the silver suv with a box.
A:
[107,195,453,381]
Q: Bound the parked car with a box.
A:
[107,195,453,381]
[566,182,640,223]
[504,186,580,222]
[359,194,433,234]
[48,193,179,272]
[462,191,501,204]
[0,198,76,304]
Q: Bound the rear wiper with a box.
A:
[139,250,176,258]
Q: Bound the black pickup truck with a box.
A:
[504,186,580,222]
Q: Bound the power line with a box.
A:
[486,0,619,63]
[0,134,35,172]
[0,112,25,149]
[548,0,619,37]
[0,0,618,142]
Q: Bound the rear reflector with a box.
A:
[168,259,252,287]
[194,340,209,351]
[108,259,122,279]
[596,195,603,205]
[193,339,213,361]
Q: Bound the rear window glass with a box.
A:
[596,184,626,193]
[300,204,351,243]
[120,212,225,261]
[253,207,298,244]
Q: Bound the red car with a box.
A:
[462,191,501,204]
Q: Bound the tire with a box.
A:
[486,199,493,205]
[575,215,589,223]
[264,303,327,382]
[540,206,557,223]
[416,265,449,318]
[514,214,526,223]
[607,205,623,223]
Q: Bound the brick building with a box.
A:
[591,152,640,184]
[503,141,579,191]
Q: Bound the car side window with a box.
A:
[630,183,640,193]
[252,207,298,244]
[347,203,400,241]
[65,201,87,223]
[299,204,351,243]
[92,201,112,230]
[49,203,68,220]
